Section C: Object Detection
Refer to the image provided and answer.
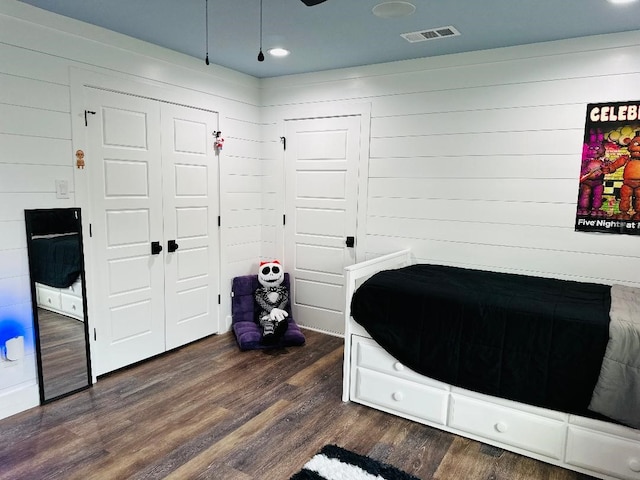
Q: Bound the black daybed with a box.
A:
[350,262,611,420]
[342,250,640,480]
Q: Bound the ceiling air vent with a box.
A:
[401,26,460,43]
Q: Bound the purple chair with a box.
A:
[231,273,306,350]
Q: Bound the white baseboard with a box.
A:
[0,383,39,420]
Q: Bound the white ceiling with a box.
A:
[17,0,640,78]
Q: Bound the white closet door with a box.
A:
[284,116,360,335]
[85,88,166,375]
[161,104,220,349]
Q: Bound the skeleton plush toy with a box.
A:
[254,260,289,344]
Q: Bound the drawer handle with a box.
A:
[393,362,405,372]
[47,298,52,304]
[629,458,640,472]
[494,421,508,433]
[72,305,77,311]
[392,391,404,402]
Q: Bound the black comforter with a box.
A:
[350,264,612,418]
[30,234,82,288]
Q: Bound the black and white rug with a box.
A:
[290,444,421,480]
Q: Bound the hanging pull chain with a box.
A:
[205,0,210,65]
[257,0,265,61]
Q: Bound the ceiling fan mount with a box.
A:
[301,0,327,5]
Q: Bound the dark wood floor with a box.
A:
[0,330,596,479]
[38,308,90,400]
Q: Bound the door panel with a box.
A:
[177,247,209,279]
[104,160,150,196]
[101,107,149,148]
[295,279,343,311]
[110,300,152,342]
[107,256,152,293]
[296,244,345,274]
[105,210,149,245]
[161,103,219,350]
[297,130,348,159]
[86,88,165,375]
[296,171,346,198]
[296,208,346,237]
[176,207,208,238]
[284,116,360,334]
[175,164,208,195]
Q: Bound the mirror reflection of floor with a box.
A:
[37,308,89,400]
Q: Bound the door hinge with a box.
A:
[93,328,97,341]
[218,215,221,227]
[280,136,286,150]
[283,214,286,226]
[218,294,221,305]
[89,223,92,237]
[84,110,96,126]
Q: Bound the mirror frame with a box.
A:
[25,207,93,404]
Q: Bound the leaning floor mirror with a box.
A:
[25,208,92,403]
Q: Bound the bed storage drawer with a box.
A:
[352,336,448,387]
[353,367,448,425]
[449,393,565,460]
[61,293,84,319]
[36,285,62,310]
[566,427,640,480]
[350,335,448,425]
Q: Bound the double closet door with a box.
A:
[85,88,220,376]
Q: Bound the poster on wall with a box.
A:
[575,101,640,235]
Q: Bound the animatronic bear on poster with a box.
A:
[575,101,640,235]
[254,260,289,344]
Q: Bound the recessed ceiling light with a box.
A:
[607,0,638,4]
[268,47,290,57]
[372,2,416,19]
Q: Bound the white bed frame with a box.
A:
[342,250,640,480]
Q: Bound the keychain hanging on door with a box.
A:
[214,131,224,151]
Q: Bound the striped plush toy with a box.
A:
[254,260,289,344]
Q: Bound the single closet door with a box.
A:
[86,89,166,375]
[161,104,220,350]
[85,88,220,375]
[284,115,360,335]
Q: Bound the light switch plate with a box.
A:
[55,179,69,199]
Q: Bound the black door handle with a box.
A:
[346,236,355,248]
[151,241,163,255]
[168,240,179,253]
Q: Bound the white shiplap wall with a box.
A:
[0,1,263,419]
[260,121,285,262]
[0,36,76,416]
[221,117,265,293]
[262,31,640,289]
